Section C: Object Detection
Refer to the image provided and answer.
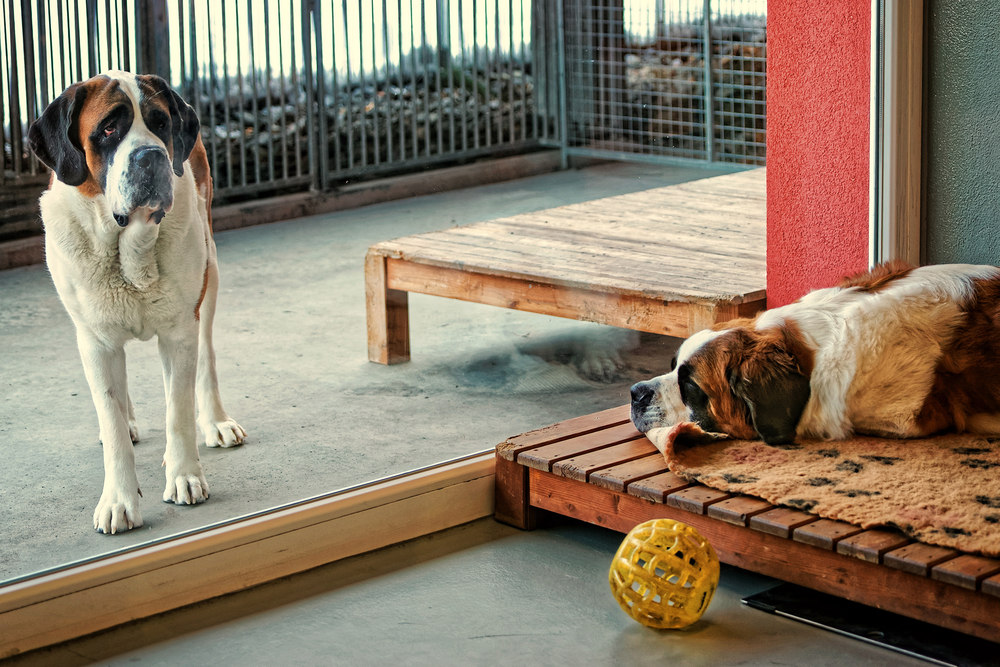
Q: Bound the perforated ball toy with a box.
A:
[609,518,720,629]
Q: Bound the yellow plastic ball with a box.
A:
[609,518,720,629]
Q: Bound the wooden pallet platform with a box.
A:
[494,405,1000,643]
[366,169,766,364]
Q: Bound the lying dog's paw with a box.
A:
[201,418,247,448]
[94,489,144,534]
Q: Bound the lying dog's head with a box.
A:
[631,321,814,446]
[28,71,199,226]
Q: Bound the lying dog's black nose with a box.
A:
[630,381,655,409]
[133,147,167,172]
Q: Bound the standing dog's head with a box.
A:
[28,71,199,226]
[630,321,814,446]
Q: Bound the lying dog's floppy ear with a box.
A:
[727,327,812,446]
[27,83,91,186]
[145,75,200,176]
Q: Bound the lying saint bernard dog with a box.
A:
[28,71,246,534]
[631,261,1000,452]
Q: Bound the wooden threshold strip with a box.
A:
[0,452,496,659]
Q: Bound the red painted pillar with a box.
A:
[766,0,871,308]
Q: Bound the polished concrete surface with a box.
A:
[9,518,928,667]
[1,160,733,582]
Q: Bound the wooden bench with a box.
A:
[494,405,1000,643]
[365,169,767,364]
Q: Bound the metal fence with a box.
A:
[1,0,764,240]
[563,0,765,165]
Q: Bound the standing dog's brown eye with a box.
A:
[104,124,116,137]
[670,356,677,371]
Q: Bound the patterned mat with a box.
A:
[659,424,1000,556]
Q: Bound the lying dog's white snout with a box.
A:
[630,371,688,433]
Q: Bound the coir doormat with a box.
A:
[655,424,1000,557]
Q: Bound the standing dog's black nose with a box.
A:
[630,381,655,409]
[133,147,167,171]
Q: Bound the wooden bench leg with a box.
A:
[365,251,411,364]
[494,453,537,530]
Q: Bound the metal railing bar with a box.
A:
[434,0,443,155]
[327,0,341,176]
[381,0,392,165]
[340,0,355,170]
[703,0,713,161]
[84,0,95,75]
[1,1,9,178]
[206,1,221,186]
[248,0,261,186]
[276,1,290,179]
[235,1,248,187]
[408,0,418,158]
[219,0,234,188]
[370,0,380,167]
[313,0,329,186]
[444,0,454,153]
[263,0,276,182]
[396,0,405,162]
[456,0,466,152]
[357,0,367,168]
[420,0,429,157]
[301,0,316,188]
[289,0,304,178]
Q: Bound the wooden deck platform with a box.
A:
[495,405,1000,643]
[366,169,766,364]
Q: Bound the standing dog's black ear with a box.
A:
[27,84,91,186]
[161,79,200,176]
[731,367,811,446]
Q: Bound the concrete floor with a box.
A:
[8,518,928,667]
[0,160,740,583]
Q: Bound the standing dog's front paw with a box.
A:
[94,489,144,534]
[201,418,247,448]
[163,468,210,505]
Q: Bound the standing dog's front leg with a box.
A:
[158,323,210,505]
[77,332,144,534]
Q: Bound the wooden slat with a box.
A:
[707,496,774,527]
[386,259,752,339]
[551,438,656,482]
[983,574,1000,598]
[517,422,643,471]
[383,237,765,302]
[666,486,732,515]
[589,453,669,493]
[931,555,1000,590]
[626,471,694,503]
[748,507,819,539]
[386,252,762,308]
[494,453,535,531]
[398,225,766,285]
[836,530,912,564]
[496,404,630,461]
[791,519,865,550]
[527,469,1000,644]
[884,543,961,577]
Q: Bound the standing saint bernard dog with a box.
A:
[631,261,1000,452]
[29,71,245,534]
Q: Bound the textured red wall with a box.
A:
[766,0,871,307]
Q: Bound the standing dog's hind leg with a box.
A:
[195,258,246,448]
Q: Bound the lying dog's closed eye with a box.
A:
[632,261,1000,453]
[29,71,246,534]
